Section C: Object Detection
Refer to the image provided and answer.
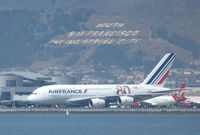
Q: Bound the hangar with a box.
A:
[0,71,76,101]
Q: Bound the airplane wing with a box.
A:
[133,95,156,102]
[67,96,99,102]
[149,88,188,94]
[67,94,158,104]
[67,95,119,103]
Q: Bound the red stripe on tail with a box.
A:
[157,69,170,85]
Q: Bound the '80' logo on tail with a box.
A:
[116,86,131,95]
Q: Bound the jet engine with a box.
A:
[118,96,134,106]
[89,98,105,108]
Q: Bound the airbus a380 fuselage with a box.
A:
[28,84,171,107]
[28,53,178,107]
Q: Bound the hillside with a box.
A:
[0,0,199,70]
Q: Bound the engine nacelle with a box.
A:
[89,98,105,108]
[118,96,134,106]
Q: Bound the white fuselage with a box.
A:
[186,96,200,104]
[27,53,177,106]
[143,95,176,106]
[28,84,171,105]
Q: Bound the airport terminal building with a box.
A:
[0,71,76,101]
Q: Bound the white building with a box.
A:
[0,71,76,100]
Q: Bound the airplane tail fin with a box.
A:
[172,93,178,101]
[179,83,186,89]
[180,91,185,98]
[142,53,176,86]
[173,91,187,102]
[173,83,187,101]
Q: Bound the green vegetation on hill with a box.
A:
[0,8,94,67]
[0,0,199,70]
[91,46,147,70]
[152,26,199,59]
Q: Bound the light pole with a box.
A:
[11,88,15,108]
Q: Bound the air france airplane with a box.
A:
[143,84,186,106]
[28,53,178,107]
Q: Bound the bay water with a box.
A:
[0,114,199,135]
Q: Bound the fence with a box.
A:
[0,107,200,114]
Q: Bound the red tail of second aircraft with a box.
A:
[179,83,186,89]
[172,83,187,102]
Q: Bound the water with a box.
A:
[0,114,199,135]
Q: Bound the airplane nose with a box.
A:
[27,95,36,103]
[27,95,33,102]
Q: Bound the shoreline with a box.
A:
[0,108,200,114]
[0,111,200,114]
